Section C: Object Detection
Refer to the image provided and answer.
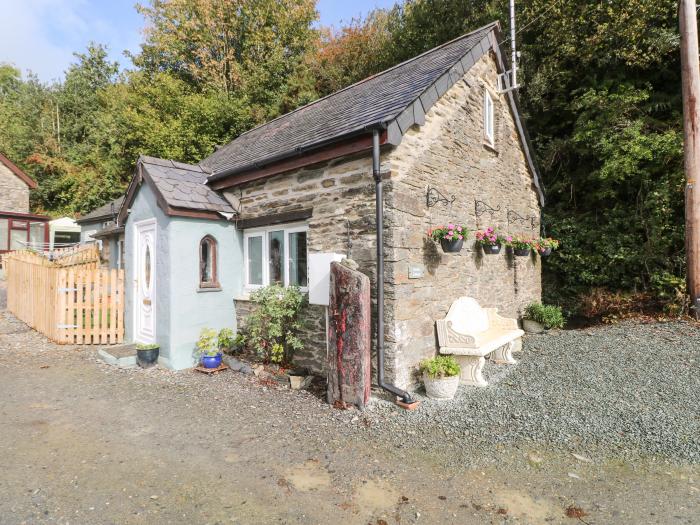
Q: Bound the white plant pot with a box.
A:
[523,319,545,334]
[422,373,459,400]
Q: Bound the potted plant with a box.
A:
[428,223,467,253]
[475,227,506,254]
[508,235,533,257]
[419,355,461,400]
[136,343,159,368]
[532,237,560,257]
[196,328,222,368]
[522,302,566,333]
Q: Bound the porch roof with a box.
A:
[118,156,234,223]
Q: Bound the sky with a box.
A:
[0,0,398,83]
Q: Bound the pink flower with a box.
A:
[445,234,453,240]
[457,234,463,240]
[506,236,513,243]
[447,223,455,230]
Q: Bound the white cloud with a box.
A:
[0,0,142,83]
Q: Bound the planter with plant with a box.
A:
[522,302,565,333]
[419,355,461,400]
[247,284,305,366]
[136,343,159,368]
[532,237,560,257]
[428,223,467,253]
[507,235,533,257]
[196,328,223,368]
[475,227,506,254]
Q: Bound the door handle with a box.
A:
[143,299,152,306]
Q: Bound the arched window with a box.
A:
[199,235,219,288]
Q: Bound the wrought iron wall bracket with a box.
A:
[474,200,501,218]
[507,209,536,229]
[426,186,456,208]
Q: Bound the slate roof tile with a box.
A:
[202,23,497,179]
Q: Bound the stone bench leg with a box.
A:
[454,355,487,387]
[490,338,520,365]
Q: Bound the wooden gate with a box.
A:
[3,246,124,345]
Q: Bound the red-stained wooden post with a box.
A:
[327,260,371,409]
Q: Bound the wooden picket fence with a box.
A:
[3,246,124,345]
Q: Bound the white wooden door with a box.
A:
[134,219,156,343]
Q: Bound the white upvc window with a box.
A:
[484,89,495,146]
[243,222,309,291]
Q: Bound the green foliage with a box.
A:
[136,343,160,350]
[419,355,460,379]
[247,285,305,365]
[196,328,220,357]
[506,236,532,251]
[217,328,235,351]
[524,303,565,329]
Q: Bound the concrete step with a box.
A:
[98,343,137,368]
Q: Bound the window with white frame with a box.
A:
[483,89,495,146]
[244,223,308,290]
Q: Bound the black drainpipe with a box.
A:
[372,129,415,405]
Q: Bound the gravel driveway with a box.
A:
[368,321,700,465]
[1,281,699,524]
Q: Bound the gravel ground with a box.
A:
[364,321,700,465]
[1,279,699,524]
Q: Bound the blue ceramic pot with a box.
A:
[201,353,223,369]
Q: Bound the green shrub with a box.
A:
[524,303,566,329]
[217,328,235,351]
[247,285,305,365]
[419,355,460,379]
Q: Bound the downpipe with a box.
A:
[372,129,416,405]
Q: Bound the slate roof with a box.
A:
[139,156,233,214]
[203,22,499,181]
[76,196,124,224]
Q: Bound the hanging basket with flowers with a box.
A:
[429,223,467,253]
[507,235,533,257]
[532,237,560,257]
[474,227,506,254]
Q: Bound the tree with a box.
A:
[134,0,318,120]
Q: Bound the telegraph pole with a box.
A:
[680,0,700,318]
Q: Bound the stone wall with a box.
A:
[383,52,542,389]
[0,163,30,213]
[227,154,379,374]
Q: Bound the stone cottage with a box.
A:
[118,22,544,389]
[0,152,49,258]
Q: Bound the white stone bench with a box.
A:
[436,297,523,387]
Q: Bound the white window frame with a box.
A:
[243,222,309,291]
[484,89,495,146]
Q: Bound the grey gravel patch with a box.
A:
[362,321,700,465]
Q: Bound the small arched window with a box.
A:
[199,235,219,288]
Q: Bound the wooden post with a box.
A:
[680,0,700,318]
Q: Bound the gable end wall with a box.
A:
[0,163,30,213]
[384,52,542,389]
